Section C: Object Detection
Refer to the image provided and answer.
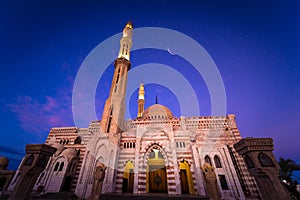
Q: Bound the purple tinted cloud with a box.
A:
[8,90,74,137]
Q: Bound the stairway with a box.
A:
[101,193,208,200]
[31,192,75,200]
[29,192,208,200]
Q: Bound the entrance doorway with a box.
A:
[122,161,134,193]
[61,176,72,191]
[147,148,167,193]
[180,169,189,194]
[149,165,167,193]
[179,160,195,194]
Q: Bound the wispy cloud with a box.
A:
[8,93,74,136]
[8,63,76,137]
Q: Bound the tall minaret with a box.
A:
[100,21,133,134]
[137,82,145,118]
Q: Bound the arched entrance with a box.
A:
[147,147,167,193]
[122,160,134,193]
[179,160,195,194]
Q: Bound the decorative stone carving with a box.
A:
[88,163,107,200]
[201,163,220,200]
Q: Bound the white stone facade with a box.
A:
[7,22,261,199]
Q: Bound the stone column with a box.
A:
[133,138,140,194]
[191,145,206,195]
[170,138,181,194]
[8,144,56,200]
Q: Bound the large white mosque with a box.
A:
[5,21,290,200]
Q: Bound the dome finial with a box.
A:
[125,19,133,29]
[155,95,158,104]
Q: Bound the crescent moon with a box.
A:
[167,47,176,55]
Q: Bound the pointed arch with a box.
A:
[258,152,274,167]
[145,144,168,193]
[96,157,104,166]
[214,155,222,168]
[74,136,82,144]
[245,155,255,169]
[143,143,169,167]
[204,155,212,166]
[24,154,34,166]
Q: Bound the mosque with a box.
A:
[5,22,290,200]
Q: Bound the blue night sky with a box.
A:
[0,0,299,177]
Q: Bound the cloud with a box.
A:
[8,89,74,137]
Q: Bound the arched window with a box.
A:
[106,107,113,133]
[74,136,82,144]
[245,155,255,169]
[54,162,60,171]
[24,154,34,166]
[204,155,212,166]
[158,151,164,159]
[149,150,155,159]
[37,156,47,167]
[214,155,222,168]
[258,152,274,167]
[59,162,64,171]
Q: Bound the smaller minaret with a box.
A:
[137,82,145,118]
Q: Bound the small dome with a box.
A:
[0,157,9,170]
[142,104,174,120]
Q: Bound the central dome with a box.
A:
[142,104,174,120]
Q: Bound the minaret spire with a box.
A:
[137,82,145,118]
[118,21,133,61]
[101,21,133,134]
